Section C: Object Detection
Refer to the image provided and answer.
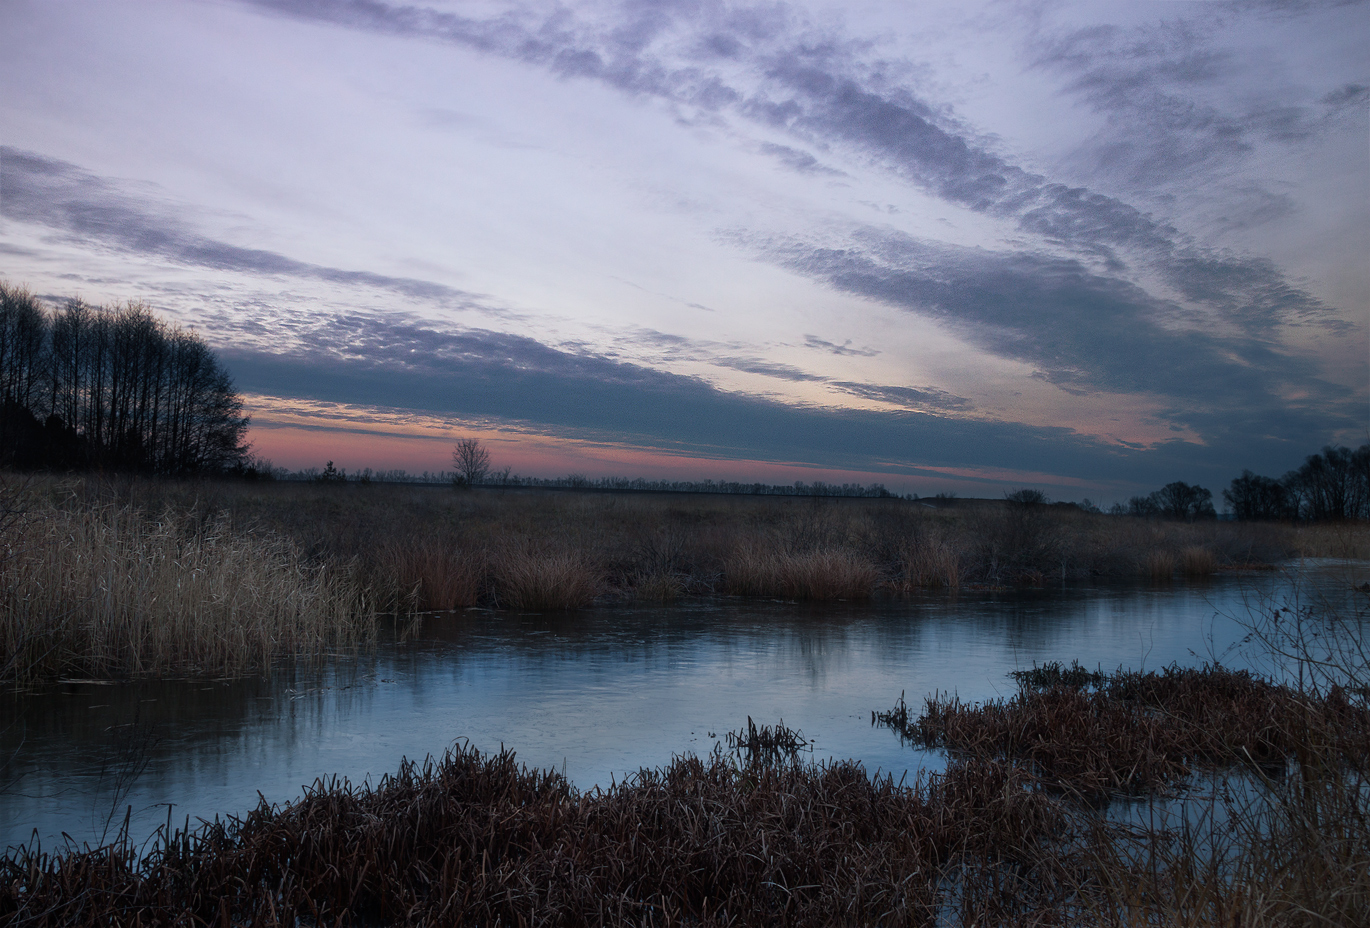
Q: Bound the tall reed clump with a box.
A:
[376,534,483,612]
[1178,545,1216,577]
[491,542,600,611]
[0,502,374,682]
[1143,549,1176,582]
[898,531,961,590]
[724,544,879,600]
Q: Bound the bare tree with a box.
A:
[1152,482,1215,521]
[1004,488,1049,508]
[451,438,490,488]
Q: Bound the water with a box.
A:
[2,567,1363,852]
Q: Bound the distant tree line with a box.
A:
[476,473,897,498]
[280,440,898,499]
[286,467,898,499]
[1115,444,1370,522]
[0,283,250,474]
[1224,444,1370,521]
[1116,482,1217,522]
[283,436,1370,522]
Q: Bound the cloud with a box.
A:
[212,307,1302,488]
[757,141,845,176]
[1027,6,1367,187]
[831,381,971,412]
[5,136,1339,487]
[233,0,1343,339]
[1321,82,1370,108]
[803,334,879,357]
[711,356,827,382]
[746,225,1358,445]
[0,147,497,311]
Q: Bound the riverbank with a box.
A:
[2,473,1365,681]
[5,658,1366,926]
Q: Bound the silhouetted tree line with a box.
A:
[1224,444,1370,521]
[1113,444,1370,522]
[0,283,249,474]
[282,457,896,499]
[485,474,896,498]
[1118,482,1217,522]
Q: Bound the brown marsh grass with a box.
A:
[3,473,1358,680]
[873,584,1370,927]
[0,497,374,683]
[896,528,961,590]
[33,475,1333,601]
[1293,521,1370,560]
[376,533,483,612]
[628,570,685,602]
[1179,545,1217,577]
[492,543,601,611]
[723,544,880,600]
[0,742,1077,927]
[885,663,1369,798]
[1144,549,1177,581]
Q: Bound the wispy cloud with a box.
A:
[1026,8,1365,189]
[746,225,1356,445]
[831,381,971,412]
[234,0,1345,337]
[0,147,497,311]
[214,308,1261,486]
[804,334,879,357]
[757,141,845,177]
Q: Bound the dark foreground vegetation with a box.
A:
[5,473,1366,682]
[5,592,1368,926]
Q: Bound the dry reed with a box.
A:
[883,663,1369,798]
[1144,549,1176,582]
[1179,545,1217,577]
[0,741,1078,927]
[724,717,811,765]
[898,534,961,589]
[723,545,879,600]
[377,534,483,611]
[0,500,374,682]
[492,543,601,611]
[628,570,685,602]
[13,475,1328,606]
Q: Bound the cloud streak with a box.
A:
[1027,5,1369,189]
[213,307,1284,488]
[745,225,1356,445]
[235,0,1345,340]
[0,147,496,310]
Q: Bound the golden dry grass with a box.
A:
[1179,545,1217,577]
[1144,549,1176,581]
[0,498,374,682]
[1292,522,1370,559]
[492,542,601,611]
[723,545,880,600]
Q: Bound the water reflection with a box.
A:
[1,568,1362,851]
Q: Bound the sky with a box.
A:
[1,0,1366,500]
